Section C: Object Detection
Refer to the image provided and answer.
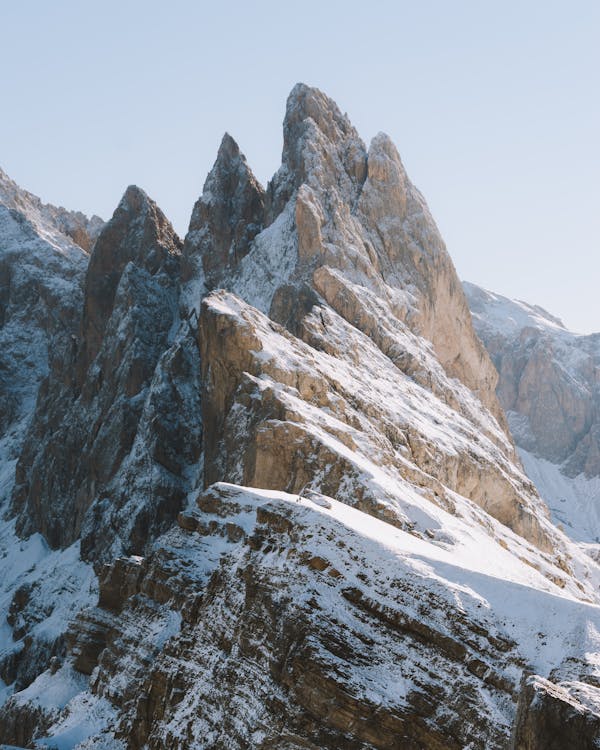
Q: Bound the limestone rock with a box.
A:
[465,282,600,544]
[34,484,600,749]
[465,282,600,478]
[0,165,103,253]
[511,675,600,749]
[197,85,506,435]
[77,184,181,381]
[199,290,559,556]
[3,85,600,750]
[0,169,92,504]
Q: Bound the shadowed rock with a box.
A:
[182,133,265,291]
[11,186,193,556]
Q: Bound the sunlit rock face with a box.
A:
[465,282,600,476]
[465,281,600,544]
[2,87,600,750]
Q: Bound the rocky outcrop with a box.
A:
[0,697,55,747]
[182,133,265,291]
[33,484,600,749]
[465,282,600,544]
[0,172,99,710]
[0,165,103,254]
[511,675,600,749]
[465,282,600,478]
[0,169,94,502]
[241,86,504,426]
[77,185,181,380]
[183,86,504,432]
[11,187,200,559]
[199,290,558,555]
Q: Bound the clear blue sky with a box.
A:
[2,1,598,332]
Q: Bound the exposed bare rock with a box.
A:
[0,696,56,747]
[0,165,103,253]
[10,187,198,559]
[511,675,600,749]
[3,85,600,750]
[199,290,560,556]
[466,282,600,475]
[465,282,600,543]
[182,133,265,292]
[33,484,600,749]
[183,86,502,431]
[0,169,93,504]
[77,185,181,381]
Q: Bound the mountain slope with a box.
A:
[0,169,101,709]
[465,281,600,544]
[1,87,600,749]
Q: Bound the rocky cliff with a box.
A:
[0,166,101,484]
[1,86,600,748]
[10,185,202,561]
[465,282,600,544]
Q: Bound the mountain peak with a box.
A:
[202,132,258,194]
[120,184,152,213]
[77,187,181,379]
[4,86,600,750]
[270,84,367,212]
[217,131,241,161]
[183,133,265,291]
[284,83,355,142]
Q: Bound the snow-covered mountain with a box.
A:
[1,86,600,748]
[465,282,600,545]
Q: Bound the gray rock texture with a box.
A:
[11,186,202,560]
[465,282,600,478]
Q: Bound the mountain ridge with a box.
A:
[1,84,599,749]
[465,280,600,547]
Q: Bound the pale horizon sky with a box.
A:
[2,1,598,332]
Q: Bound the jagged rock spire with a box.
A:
[269,83,368,212]
[183,133,265,291]
[78,185,181,381]
[13,183,186,553]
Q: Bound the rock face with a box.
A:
[0,166,104,253]
[0,169,100,710]
[0,168,96,496]
[182,132,265,290]
[2,87,600,749]
[511,675,600,749]
[11,186,202,560]
[33,484,600,749]
[465,282,600,475]
[199,291,557,553]
[465,282,600,543]
[187,85,504,428]
[187,84,553,553]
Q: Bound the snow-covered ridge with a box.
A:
[464,280,600,349]
[16,482,600,748]
[0,166,103,256]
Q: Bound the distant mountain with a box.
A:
[1,87,600,749]
[465,281,600,543]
